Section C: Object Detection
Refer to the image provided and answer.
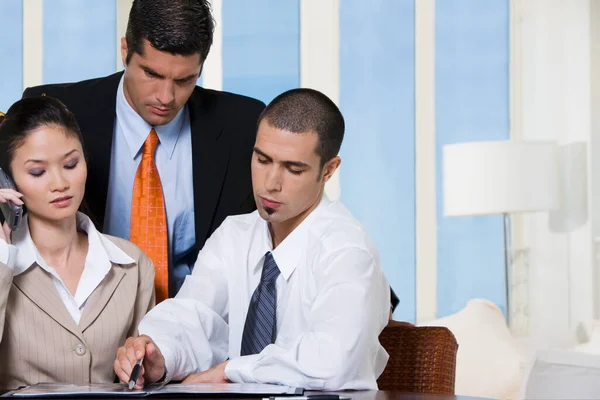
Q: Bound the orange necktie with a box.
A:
[130,129,169,302]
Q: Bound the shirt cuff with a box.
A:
[153,338,177,384]
[224,354,262,383]
[0,239,18,272]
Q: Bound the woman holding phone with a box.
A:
[0,97,155,390]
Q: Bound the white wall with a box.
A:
[511,0,596,350]
[299,0,341,201]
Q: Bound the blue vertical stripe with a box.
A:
[43,0,116,84]
[340,0,416,321]
[435,0,509,317]
[0,0,23,112]
[222,0,300,104]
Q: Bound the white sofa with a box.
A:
[418,299,525,400]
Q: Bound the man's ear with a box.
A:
[321,156,341,183]
[120,37,128,67]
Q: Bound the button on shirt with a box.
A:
[75,344,86,356]
[104,76,195,293]
[0,212,135,324]
[139,196,391,390]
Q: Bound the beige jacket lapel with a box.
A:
[12,263,83,340]
[78,264,126,332]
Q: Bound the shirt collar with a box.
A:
[249,195,331,280]
[12,212,135,276]
[115,75,187,160]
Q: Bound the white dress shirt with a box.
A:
[0,212,135,323]
[104,76,195,293]
[139,195,391,390]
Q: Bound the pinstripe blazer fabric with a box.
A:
[0,235,155,390]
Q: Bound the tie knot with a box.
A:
[261,252,280,283]
[143,129,160,156]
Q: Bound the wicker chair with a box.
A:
[377,320,458,394]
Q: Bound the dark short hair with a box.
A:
[125,0,215,64]
[257,88,345,171]
[0,96,83,178]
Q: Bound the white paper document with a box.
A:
[520,348,600,400]
[2,382,304,398]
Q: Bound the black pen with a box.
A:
[264,396,351,400]
[128,358,144,390]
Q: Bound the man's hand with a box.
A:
[114,335,166,389]
[182,361,230,384]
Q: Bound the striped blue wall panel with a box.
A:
[339,0,416,321]
[435,0,510,317]
[0,0,23,112]
[43,0,116,84]
[222,0,300,105]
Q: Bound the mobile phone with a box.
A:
[0,168,23,231]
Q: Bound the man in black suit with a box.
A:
[23,0,264,299]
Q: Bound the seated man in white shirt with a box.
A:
[113,88,391,390]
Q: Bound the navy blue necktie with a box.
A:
[240,252,281,356]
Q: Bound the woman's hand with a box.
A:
[0,189,24,244]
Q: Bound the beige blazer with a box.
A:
[0,235,155,390]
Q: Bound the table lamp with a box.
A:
[443,140,560,335]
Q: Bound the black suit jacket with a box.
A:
[23,72,265,293]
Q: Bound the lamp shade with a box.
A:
[443,141,560,216]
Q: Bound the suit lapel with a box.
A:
[13,265,83,340]
[79,265,126,332]
[188,89,232,245]
[78,72,122,229]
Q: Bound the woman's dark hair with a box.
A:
[0,96,83,178]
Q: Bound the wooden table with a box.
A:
[0,389,495,399]
[305,391,494,400]
[114,392,494,400]
[144,392,494,400]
